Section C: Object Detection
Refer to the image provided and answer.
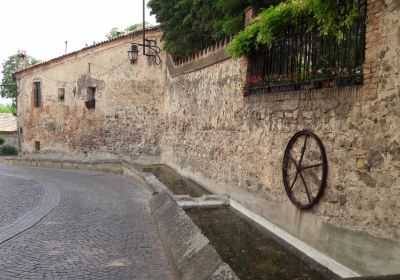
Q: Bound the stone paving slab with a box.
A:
[0,159,173,279]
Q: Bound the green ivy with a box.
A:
[227,0,362,58]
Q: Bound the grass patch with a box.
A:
[0,105,16,114]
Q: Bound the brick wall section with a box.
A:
[363,0,388,100]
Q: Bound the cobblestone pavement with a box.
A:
[0,159,173,280]
[0,175,44,228]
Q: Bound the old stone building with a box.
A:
[13,0,400,277]
[14,27,165,162]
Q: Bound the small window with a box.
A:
[33,82,41,107]
[19,127,23,134]
[58,88,65,101]
[34,141,40,152]
[85,87,96,109]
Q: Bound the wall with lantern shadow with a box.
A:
[15,28,166,163]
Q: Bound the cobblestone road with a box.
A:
[0,159,172,280]
[0,176,44,228]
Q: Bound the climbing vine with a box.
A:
[226,0,363,58]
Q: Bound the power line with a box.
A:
[38,59,129,84]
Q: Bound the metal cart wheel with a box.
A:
[282,130,328,209]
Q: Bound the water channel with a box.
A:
[142,164,338,280]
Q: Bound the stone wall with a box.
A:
[15,29,166,162]
[12,0,400,275]
[162,0,400,275]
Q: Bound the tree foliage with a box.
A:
[148,0,267,58]
[227,0,362,58]
[106,22,152,40]
[1,54,39,106]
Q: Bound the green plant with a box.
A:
[0,135,5,145]
[106,22,152,40]
[227,0,362,58]
[0,104,16,113]
[1,54,39,106]
[148,0,256,58]
[1,145,18,156]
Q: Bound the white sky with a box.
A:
[0,0,156,105]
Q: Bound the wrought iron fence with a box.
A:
[246,1,367,95]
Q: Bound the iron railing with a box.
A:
[246,1,367,95]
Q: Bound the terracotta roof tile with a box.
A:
[0,113,17,132]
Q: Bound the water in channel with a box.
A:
[140,164,210,197]
[186,207,338,280]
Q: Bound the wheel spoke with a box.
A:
[289,171,299,191]
[287,152,300,169]
[299,171,312,203]
[301,163,323,170]
[298,135,309,167]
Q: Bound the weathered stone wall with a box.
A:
[13,0,400,275]
[15,29,165,161]
[162,0,400,275]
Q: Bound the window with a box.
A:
[33,82,41,107]
[34,141,40,152]
[58,88,65,101]
[85,87,96,109]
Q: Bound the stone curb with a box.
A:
[150,190,239,280]
[5,157,124,174]
[349,276,400,280]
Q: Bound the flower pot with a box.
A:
[322,80,330,88]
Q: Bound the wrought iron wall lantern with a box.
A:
[128,44,139,64]
[128,0,162,65]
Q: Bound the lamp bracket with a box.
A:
[134,42,162,65]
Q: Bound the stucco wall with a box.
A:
[16,29,165,161]
[162,0,400,275]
